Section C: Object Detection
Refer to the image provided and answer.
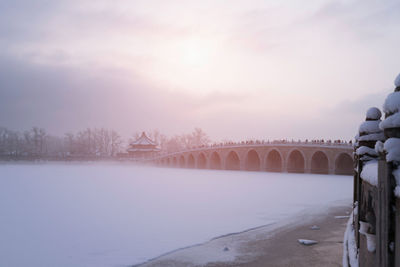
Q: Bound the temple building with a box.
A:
[127,132,160,159]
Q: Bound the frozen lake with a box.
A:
[0,163,352,266]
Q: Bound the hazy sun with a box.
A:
[139,36,232,95]
[179,38,211,68]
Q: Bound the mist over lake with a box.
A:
[0,163,352,266]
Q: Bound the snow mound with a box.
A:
[298,239,318,246]
[356,146,378,157]
[360,161,378,186]
[383,138,400,162]
[395,73,400,87]
[383,92,400,114]
[359,221,376,253]
[358,132,385,142]
[375,141,384,154]
[366,107,381,120]
[354,134,360,147]
[359,120,381,135]
[335,215,350,219]
[380,112,400,130]
[310,225,320,230]
[343,208,358,267]
[393,168,400,198]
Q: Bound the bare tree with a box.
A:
[110,130,122,156]
[191,127,210,147]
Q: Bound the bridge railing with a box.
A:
[348,74,400,267]
[149,139,353,161]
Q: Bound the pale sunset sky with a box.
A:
[0,0,399,141]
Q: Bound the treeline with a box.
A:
[0,126,211,160]
[145,128,210,153]
[0,127,123,159]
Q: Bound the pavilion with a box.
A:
[127,132,160,159]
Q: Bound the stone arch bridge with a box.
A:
[151,143,354,175]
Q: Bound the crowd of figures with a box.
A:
[209,138,351,147]
[161,138,352,156]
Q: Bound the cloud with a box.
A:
[0,0,399,142]
[303,0,400,41]
[0,54,253,139]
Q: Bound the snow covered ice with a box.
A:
[0,163,352,266]
[298,239,318,246]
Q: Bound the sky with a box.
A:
[0,0,399,142]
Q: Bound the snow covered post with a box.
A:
[377,73,400,266]
[356,107,383,162]
[354,107,383,261]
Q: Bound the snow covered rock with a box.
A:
[360,161,378,186]
[395,72,400,88]
[298,239,318,246]
[366,107,382,120]
[310,225,320,230]
[383,138,400,162]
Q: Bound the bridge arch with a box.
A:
[187,154,195,168]
[245,149,261,171]
[265,149,283,172]
[172,157,177,167]
[197,153,207,169]
[310,151,329,174]
[178,155,185,168]
[225,150,240,170]
[287,149,305,173]
[210,151,222,170]
[335,153,353,175]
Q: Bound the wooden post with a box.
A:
[355,107,383,254]
[395,198,400,267]
[377,159,389,266]
[378,83,400,267]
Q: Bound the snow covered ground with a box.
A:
[0,163,352,267]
